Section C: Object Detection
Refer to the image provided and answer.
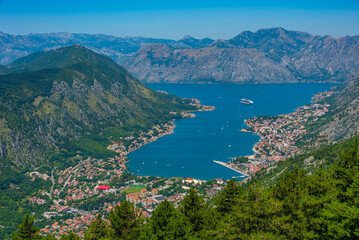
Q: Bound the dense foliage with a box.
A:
[13,142,358,239]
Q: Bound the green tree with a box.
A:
[215,179,241,215]
[180,188,206,236]
[300,168,334,239]
[320,141,359,239]
[145,200,175,239]
[12,214,41,240]
[84,214,108,240]
[272,167,309,239]
[59,233,80,240]
[220,184,282,239]
[140,199,187,240]
[108,201,142,240]
[42,235,56,240]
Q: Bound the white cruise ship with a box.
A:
[240,99,254,104]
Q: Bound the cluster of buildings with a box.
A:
[107,122,176,155]
[235,98,332,174]
[125,187,182,209]
[244,103,329,158]
[126,188,158,205]
[51,156,126,204]
[28,171,50,181]
[40,214,95,238]
[186,98,216,112]
[182,177,206,185]
[312,90,337,103]
[29,196,47,205]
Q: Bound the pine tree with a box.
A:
[84,214,108,240]
[321,141,359,239]
[147,200,175,239]
[180,188,206,236]
[108,201,142,240]
[215,179,241,215]
[220,183,282,239]
[12,214,41,240]
[140,200,186,240]
[272,167,309,239]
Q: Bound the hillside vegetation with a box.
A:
[0,45,196,172]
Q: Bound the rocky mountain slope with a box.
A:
[1,28,358,83]
[0,31,205,65]
[316,76,359,141]
[124,28,359,83]
[0,45,196,168]
[123,43,297,84]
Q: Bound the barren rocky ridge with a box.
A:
[1,27,359,83]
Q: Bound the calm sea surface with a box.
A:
[128,83,336,180]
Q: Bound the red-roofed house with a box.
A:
[96,185,111,190]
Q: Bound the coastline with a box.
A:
[232,90,337,175]
[107,99,215,174]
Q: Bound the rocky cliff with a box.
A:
[319,77,359,141]
[122,43,296,83]
[123,28,359,83]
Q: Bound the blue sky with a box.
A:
[1,0,359,39]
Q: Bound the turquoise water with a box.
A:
[128,83,336,180]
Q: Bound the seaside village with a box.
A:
[229,90,337,176]
[24,99,220,238]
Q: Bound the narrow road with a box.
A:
[57,168,78,199]
[49,167,57,200]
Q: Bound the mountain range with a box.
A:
[1,27,359,83]
[0,45,195,169]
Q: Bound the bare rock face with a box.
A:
[122,44,296,84]
[122,28,359,83]
[1,27,359,83]
[319,78,359,141]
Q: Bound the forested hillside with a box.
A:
[0,45,196,169]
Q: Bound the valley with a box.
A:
[0,34,358,240]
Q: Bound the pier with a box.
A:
[213,160,249,177]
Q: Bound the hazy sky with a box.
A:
[1,0,359,39]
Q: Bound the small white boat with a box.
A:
[240,99,254,104]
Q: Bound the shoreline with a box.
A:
[233,90,337,175]
[107,99,215,178]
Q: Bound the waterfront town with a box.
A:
[228,90,337,175]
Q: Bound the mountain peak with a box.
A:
[6,45,121,75]
[181,35,195,40]
[178,35,214,49]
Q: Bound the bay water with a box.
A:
[128,83,336,180]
